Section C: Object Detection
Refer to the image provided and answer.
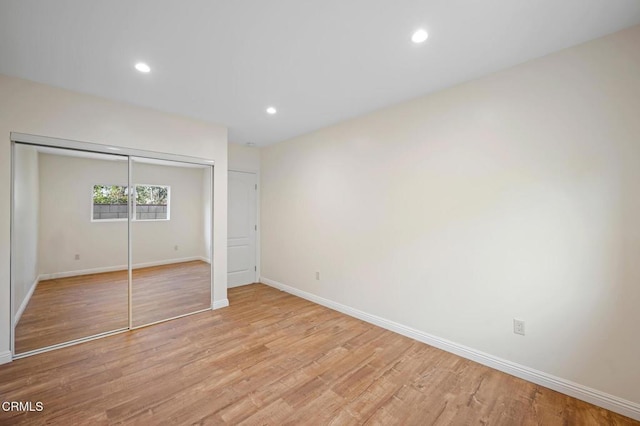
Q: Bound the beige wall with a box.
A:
[0,74,228,358]
[261,25,640,405]
[228,142,260,172]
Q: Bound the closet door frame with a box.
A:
[9,132,215,359]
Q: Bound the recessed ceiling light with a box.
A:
[411,29,429,44]
[266,106,277,115]
[135,62,151,73]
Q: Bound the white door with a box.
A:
[227,171,257,287]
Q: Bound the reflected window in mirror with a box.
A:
[92,184,128,221]
[135,184,170,221]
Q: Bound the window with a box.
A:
[92,184,170,221]
[92,184,128,221]
[135,185,170,220]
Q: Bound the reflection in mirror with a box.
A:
[131,157,212,327]
[12,144,129,354]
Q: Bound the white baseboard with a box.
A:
[212,299,229,310]
[260,277,640,421]
[14,275,41,324]
[0,350,12,365]
[40,256,208,280]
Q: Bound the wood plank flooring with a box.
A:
[131,260,211,327]
[15,261,211,354]
[1,284,637,425]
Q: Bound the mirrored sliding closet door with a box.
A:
[11,135,214,358]
[130,157,212,327]
[12,144,129,355]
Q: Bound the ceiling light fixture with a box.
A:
[135,62,151,73]
[411,29,429,44]
[266,106,277,115]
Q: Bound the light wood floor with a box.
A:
[15,261,211,354]
[2,284,636,425]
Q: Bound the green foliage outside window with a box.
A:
[93,185,128,204]
[92,185,168,205]
[135,185,168,205]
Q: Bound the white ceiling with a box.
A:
[1,1,639,146]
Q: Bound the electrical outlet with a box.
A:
[513,319,525,336]
[315,271,320,280]
[74,254,80,260]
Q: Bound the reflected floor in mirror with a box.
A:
[132,261,212,327]
[15,260,211,354]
